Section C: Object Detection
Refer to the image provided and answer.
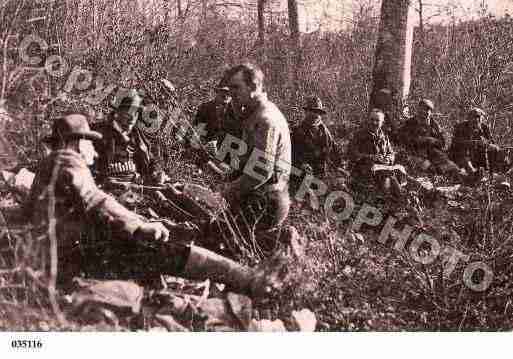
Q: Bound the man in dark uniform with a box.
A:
[292,97,336,178]
[348,109,403,197]
[27,113,277,296]
[398,99,463,180]
[92,89,161,185]
[449,107,509,175]
[193,81,242,156]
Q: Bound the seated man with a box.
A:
[292,96,336,178]
[348,109,404,197]
[92,89,162,185]
[449,107,509,175]
[398,99,463,181]
[372,88,400,143]
[26,113,276,296]
[193,80,241,166]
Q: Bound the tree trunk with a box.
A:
[288,0,300,45]
[177,0,182,19]
[370,0,414,115]
[257,0,266,46]
[287,0,301,93]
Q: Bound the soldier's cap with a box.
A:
[44,114,102,144]
[469,107,486,117]
[303,96,327,115]
[419,98,435,110]
[110,89,144,111]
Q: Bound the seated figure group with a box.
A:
[27,61,511,297]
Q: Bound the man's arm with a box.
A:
[224,116,279,202]
[349,131,379,164]
[57,150,168,241]
[431,120,448,150]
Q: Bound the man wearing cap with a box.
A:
[398,99,462,179]
[26,113,279,296]
[193,80,241,160]
[348,108,403,197]
[292,96,335,178]
[92,89,161,185]
[449,107,509,175]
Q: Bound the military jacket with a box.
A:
[227,93,292,198]
[292,119,335,177]
[193,100,242,144]
[92,120,157,182]
[450,120,492,161]
[349,127,395,173]
[398,117,447,158]
[27,151,145,239]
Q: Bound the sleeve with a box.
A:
[349,132,374,164]
[483,123,493,142]
[433,121,448,150]
[384,137,395,164]
[85,190,145,237]
[397,120,413,147]
[322,125,335,159]
[193,103,212,143]
[291,127,305,167]
[451,123,466,146]
[193,103,206,128]
[226,117,278,198]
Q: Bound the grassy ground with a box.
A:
[1,118,513,331]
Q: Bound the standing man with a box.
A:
[220,63,292,251]
[349,109,403,197]
[93,89,162,185]
[399,99,462,180]
[292,96,335,178]
[193,80,242,156]
[449,107,509,175]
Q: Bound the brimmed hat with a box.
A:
[44,114,102,144]
[303,97,327,115]
[419,98,435,110]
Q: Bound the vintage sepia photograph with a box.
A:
[0,0,513,340]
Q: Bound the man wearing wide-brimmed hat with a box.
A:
[449,107,510,175]
[92,89,161,184]
[292,96,335,178]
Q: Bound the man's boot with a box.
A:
[181,244,276,297]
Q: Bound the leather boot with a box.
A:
[181,244,272,297]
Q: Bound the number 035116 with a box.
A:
[11,339,43,349]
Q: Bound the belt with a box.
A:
[107,160,137,176]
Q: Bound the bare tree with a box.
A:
[177,0,182,19]
[257,0,266,46]
[288,0,299,46]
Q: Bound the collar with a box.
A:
[367,128,385,139]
